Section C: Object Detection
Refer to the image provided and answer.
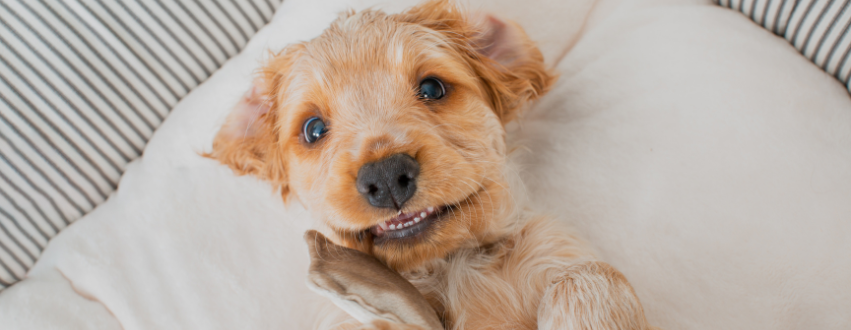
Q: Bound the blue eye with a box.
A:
[303,117,327,143]
[418,77,445,100]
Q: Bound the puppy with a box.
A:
[208,1,654,329]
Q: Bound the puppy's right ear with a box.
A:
[208,79,278,176]
[206,46,303,199]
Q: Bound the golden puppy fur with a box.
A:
[208,1,655,329]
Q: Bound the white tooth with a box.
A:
[427,207,434,212]
[421,212,427,218]
[378,222,389,230]
[389,224,396,230]
[405,222,412,227]
[415,218,421,223]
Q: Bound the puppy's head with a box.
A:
[209,0,554,270]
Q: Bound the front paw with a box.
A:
[339,320,428,330]
[304,230,442,330]
[361,320,428,330]
[538,261,651,330]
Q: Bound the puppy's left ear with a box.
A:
[395,0,557,124]
[469,14,556,124]
[397,0,555,124]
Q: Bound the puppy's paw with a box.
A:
[305,230,443,330]
[538,261,651,330]
[329,319,429,330]
[356,320,429,330]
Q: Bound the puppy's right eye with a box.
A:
[418,77,445,100]
[303,117,328,143]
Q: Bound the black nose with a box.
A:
[356,154,419,209]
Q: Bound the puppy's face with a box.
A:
[210,0,553,270]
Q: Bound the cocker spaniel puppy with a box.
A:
[209,1,654,329]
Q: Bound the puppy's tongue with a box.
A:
[371,207,437,236]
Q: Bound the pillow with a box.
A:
[717,0,851,91]
[0,0,282,289]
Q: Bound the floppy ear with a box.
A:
[397,0,556,124]
[468,13,556,124]
[206,47,303,200]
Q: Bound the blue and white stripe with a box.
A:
[0,0,282,289]
[717,0,851,92]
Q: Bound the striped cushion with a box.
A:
[716,0,851,92]
[0,0,282,289]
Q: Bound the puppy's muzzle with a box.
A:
[356,154,419,210]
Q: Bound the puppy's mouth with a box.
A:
[369,205,450,244]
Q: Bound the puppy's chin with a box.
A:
[334,184,507,272]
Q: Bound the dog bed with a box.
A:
[0,0,849,329]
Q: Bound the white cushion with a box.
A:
[1,0,849,329]
[518,1,851,328]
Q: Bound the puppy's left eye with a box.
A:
[418,77,445,100]
[303,117,328,143]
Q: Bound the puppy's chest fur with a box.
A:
[402,216,595,330]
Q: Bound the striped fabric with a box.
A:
[716,0,851,92]
[0,0,282,289]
